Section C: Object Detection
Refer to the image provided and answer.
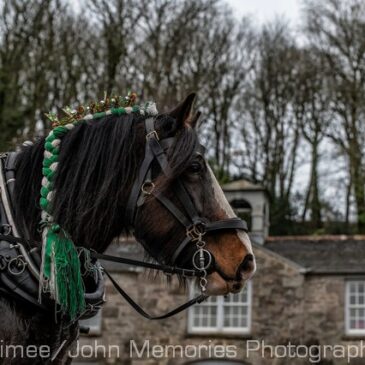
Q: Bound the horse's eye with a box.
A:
[189,162,202,174]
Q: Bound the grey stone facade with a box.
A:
[74,183,365,365]
[75,238,365,365]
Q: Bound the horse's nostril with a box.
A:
[238,254,255,279]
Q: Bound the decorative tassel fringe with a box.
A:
[39,224,85,320]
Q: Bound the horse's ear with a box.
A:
[189,111,201,129]
[168,93,196,127]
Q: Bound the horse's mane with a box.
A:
[14,113,198,251]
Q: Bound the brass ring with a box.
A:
[141,181,155,195]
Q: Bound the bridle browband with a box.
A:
[0,115,249,321]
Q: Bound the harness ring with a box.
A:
[141,181,155,195]
[8,256,27,276]
[192,249,212,271]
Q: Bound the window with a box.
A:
[346,280,365,335]
[188,282,252,334]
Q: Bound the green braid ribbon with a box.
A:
[39,101,158,320]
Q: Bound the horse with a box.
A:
[0,93,255,364]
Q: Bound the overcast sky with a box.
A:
[227,0,302,25]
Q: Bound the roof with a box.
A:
[222,179,265,192]
[265,236,365,275]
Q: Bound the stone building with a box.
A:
[75,180,365,365]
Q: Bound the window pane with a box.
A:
[190,282,251,333]
[350,295,356,305]
[222,284,251,330]
[347,281,365,332]
[190,287,218,330]
[359,295,365,305]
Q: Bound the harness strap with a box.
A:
[90,251,204,277]
[103,267,207,320]
[205,218,248,232]
[149,137,171,175]
[125,139,155,224]
[171,236,191,265]
[0,277,49,312]
[0,234,209,278]
[152,191,191,227]
[174,181,200,223]
[4,152,17,207]
[0,234,33,248]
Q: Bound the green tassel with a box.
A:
[43,224,85,319]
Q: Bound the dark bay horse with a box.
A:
[0,93,255,364]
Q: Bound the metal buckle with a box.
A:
[146,130,159,141]
[186,222,206,241]
[141,181,155,195]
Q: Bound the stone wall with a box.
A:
[303,276,365,365]
[74,246,364,365]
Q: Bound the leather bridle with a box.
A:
[90,117,248,319]
[0,116,249,321]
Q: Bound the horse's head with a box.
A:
[15,92,255,299]
[133,93,256,296]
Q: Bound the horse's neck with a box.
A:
[14,142,129,251]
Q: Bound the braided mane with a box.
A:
[14,111,198,252]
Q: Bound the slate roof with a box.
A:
[265,236,365,275]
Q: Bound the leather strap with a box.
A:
[171,236,191,265]
[4,152,18,207]
[152,191,191,227]
[205,218,248,232]
[104,267,207,320]
[90,251,204,278]
[125,139,155,224]
[0,233,33,248]
[170,218,248,266]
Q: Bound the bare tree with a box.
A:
[304,0,365,231]
[237,21,301,231]
[293,50,331,228]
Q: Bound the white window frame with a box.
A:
[188,281,252,335]
[345,280,365,336]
